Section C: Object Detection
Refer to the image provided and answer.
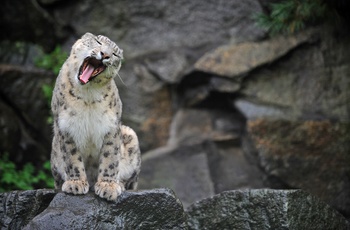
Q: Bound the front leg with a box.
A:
[95,128,123,201]
[60,134,89,195]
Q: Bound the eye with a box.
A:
[95,39,102,45]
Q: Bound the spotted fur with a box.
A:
[51,32,141,201]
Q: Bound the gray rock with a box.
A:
[243,119,350,218]
[139,138,266,208]
[15,189,187,230]
[194,31,314,78]
[206,142,265,193]
[234,98,294,120]
[168,109,244,146]
[241,27,350,121]
[53,0,264,57]
[139,144,215,208]
[0,189,56,229]
[119,82,173,151]
[133,64,165,93]
[144,51,188,84]
[209,76,241,93]
[2,188,348,230]
[142,108,263,205]
[186,189,350,230]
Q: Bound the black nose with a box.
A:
[101,51,110,59]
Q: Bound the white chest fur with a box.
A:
[58,86,118,157]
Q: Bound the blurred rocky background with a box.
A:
[1,0,350,221]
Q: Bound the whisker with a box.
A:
[117,72,126,87]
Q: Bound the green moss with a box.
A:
[0,153,54,192]
[254,0,333,35]
[34,45,67,125]
[35,45,67,75]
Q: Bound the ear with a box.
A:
[119,49,124,59]
[81,32,96,39]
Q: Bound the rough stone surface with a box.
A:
[240,28,350,121]
[52,0,265,58]
[2,189,348,229]
[139,120,264,207]
[0,64,54,164]
[139,144,215,208]
[0,189,187,230]
[186,189,350,230]
[139,107,267,207]
[194,31,314,78]
[209,76,241,93]
[168,108,244,146]
[0,189,56,229]
[185,25,350,122]
[206,141,265,193]
[243,119,350,217]
[121,85,173,151]
[234,98,293,120]
[139,139,266,208]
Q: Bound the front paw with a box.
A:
[62,180,89,195]
[94,181,124,201]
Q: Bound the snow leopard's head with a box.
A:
[70,32,123,85]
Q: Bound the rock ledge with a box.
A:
[1,189,349,230]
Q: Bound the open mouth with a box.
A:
[78,57,106,84]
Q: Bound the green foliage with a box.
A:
[254,0,329,35]
[35,46,65,124]
[35,45,67,75]
[0,153,54,192]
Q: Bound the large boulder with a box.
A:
[0,189,56,229]
[194,30,314,78]
[182,25,350,121]
[168,108,244,146]
[243,119,350,218]
[0,189,187,230]
[2,189,348,229]
[186,189,350,230]
[237,27,350,121]
[51,0,265,58]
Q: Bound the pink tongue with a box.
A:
[79,64,95,84]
